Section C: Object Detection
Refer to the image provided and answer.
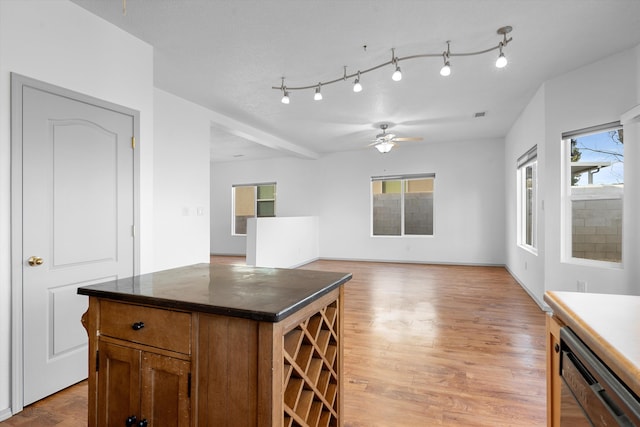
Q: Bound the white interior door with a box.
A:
[20,84,135,405]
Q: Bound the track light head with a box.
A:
[314,84,323,100]
[496,53,507,68]
[280,78,290,104]
[440,62,451,77]
[440,45,451,77]
[495,48,508,68]
[281,90,290,104]
[353,71,362,92]
[495,26,512,69]
[391,49,402,81]
[392,65,402,81]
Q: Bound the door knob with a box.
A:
[27,256,44,266]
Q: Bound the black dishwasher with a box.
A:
[560,327,640,426]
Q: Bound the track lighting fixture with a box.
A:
[353,71,362,93]
[272,26,513,102]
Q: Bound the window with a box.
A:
[563,123,623,264]
[517,146,537,252]
[371,174,434,236]
[232,183,276,235]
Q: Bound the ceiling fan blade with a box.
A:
[393,137,423,142]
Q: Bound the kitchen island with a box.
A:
[78,263,352,427]
[544,291,640,426]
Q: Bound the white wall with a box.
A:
[504,86,546,306]
[0,1,211,418]
[247,216,319,268]
[318,139,505,264]
[153,89,210,271]
[212,138,506,265]
[544,48,638,295]
[505,46,640,304]
[0,0,154,417]
[637,44,640,102]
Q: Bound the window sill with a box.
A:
[562,257,623,270]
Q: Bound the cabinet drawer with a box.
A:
[99,300,191,354]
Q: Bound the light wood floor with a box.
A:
[1,257,547,426]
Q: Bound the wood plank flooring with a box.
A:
[1,257,547,426]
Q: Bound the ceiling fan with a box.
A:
[368,124,423,153]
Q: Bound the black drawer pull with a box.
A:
[125,415,137,426]
[131,322,145,331]
[138,419,148,427]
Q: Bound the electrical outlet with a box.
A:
[577,280,587,293]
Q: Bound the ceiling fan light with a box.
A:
[440,61,451,77]
[281,91,290,104]
[375,141,394,153]
[314,86,323,100]
[496,52,508,68]
[353,78,362,93]
[392,66,402,81]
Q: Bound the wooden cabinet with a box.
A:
[544,291,640,427]
[194,286,343,426]
[84,300,192,427]
[545,314,562,427]
[81,266,347,427]
[97,342,191,427]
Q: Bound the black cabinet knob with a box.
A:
[138,419,148,427]
[554,343,560,353]
[125,415,137,426]
[131,321,145,331]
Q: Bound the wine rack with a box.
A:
[282,299,340,427]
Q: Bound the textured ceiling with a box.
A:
[71,0,640,162]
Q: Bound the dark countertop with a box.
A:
[78,263,352,322]
[544,291,640,399]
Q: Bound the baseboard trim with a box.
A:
[0,407,14,422]
[317,256,505,268]
[210,252,245,257]
[504,266,549,312]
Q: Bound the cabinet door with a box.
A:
[140,352,191,427]
[98,342,141,427]
[546,315,562,427]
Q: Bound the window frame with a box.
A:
[370,173,435,237]
[231,182,276,236]
[561,122,623,267]
[516,146,538,254]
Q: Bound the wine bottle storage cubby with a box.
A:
[283,299,340,427]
